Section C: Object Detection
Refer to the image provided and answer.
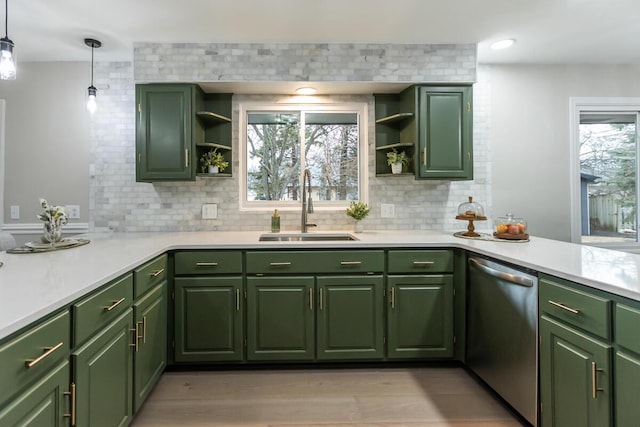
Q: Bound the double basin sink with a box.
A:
[259,233,358,242]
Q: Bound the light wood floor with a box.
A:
[131,367,525,427]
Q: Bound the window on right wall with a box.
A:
[570,98,640,250]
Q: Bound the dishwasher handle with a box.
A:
[469,257,534,288]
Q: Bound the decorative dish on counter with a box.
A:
[455,196,487,237]
[493,213,529,241]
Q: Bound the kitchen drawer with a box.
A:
[388,250,453,274]
[616,303,640,355]
[0,310,70,405]
[72,273,133,346]
[134,254,167,298]
[246,250,384,274]
[174,251,242,275]
[539,277,611,340]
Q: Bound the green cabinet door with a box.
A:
[136,84,199,181]
[0,361,70,426]
[316,276,384,360]
[73,309,134,427]
[417,85,473,180]
[246,277,315,361]
[133,283,167,412]
[174,277,243,362]
[540,315,612,427]
[615,351,640,427]
[387,275,454,359]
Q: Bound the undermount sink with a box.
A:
[259,233,358,242]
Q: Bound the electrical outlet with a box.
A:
[381,203,395,218]
[10,205,19,219]
[66,205,80,219]
[202,203,218,219]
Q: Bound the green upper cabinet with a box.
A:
[135,84,233,182]
[316,276,384,361]
[417,85,473,180]
[136,84,199,181]
[374,84,473,180]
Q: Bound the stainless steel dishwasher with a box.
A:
[467,256,538,426]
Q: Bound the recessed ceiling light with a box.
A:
[296,87,317,95]
[490,39,516,50]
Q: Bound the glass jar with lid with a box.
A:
[494,213,528,238]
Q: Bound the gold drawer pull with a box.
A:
[548,300,580,315]
[150,268,165,278]
[309,288,313,311]
[64,382,76,426]
[196,262,218,267]
[236,289,240,312]
[413,261,435,266]
[103,297,126,312]
[592,361,604,399]
[270,262,292,266]
[391,286,396,309]
[340,261,362,266]
[25,342,64,368]
[319,288,324,311]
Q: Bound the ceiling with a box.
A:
[6,0,640,65]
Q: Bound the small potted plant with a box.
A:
[37,198,68,244]
[386,149,409,174]
[200,148,229,174]
[345,201,370,233]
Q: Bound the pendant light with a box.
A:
[0,0,16,80]
[85,38,101,113]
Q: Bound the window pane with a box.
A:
[246,113,301,201]
[580,113,638,243]
[305,113,359,201]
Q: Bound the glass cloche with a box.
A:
[456,196,486,219]
[494,213,528,239]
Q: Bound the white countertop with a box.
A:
[2,230,640,341]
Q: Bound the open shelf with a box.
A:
[375,112,414,126]
[196,173,232,178]
[376,142,414,151]
[196,142,231,151]
[196,111,232,124]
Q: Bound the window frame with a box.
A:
[570,97,640,250]
[238,100,368,212]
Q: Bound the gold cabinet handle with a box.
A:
[340,261,362,266]
[422,147,427,166]
[130,322,141,352]
[150,268,165,278]
[270,262,292,266]
[185,149,189,168]
[196,262,218,267]
[236,289,240,312]
[592,361,604,399]
[413,261,435,266]
[142,316,147,344]
[309,288,313,311]
[548,300,580,315]
[391,286,396,309]
[103,297,126,312]
[25,342,64,368]
[319,288,324,311]
[64,382,76,426]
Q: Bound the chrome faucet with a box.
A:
[301,169,316,233]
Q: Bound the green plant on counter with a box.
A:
[200,148,229,173]
[386,149,409,166]
[345,201,370,221]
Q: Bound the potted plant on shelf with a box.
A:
[386,149,409,174]
[200,148,229,174]
[345,201,370,233]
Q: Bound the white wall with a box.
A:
[490,64,640,241]
[0,62,91,243]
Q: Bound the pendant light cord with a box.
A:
[90,44,94,86]
[4,0,8,38]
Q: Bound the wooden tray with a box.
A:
[493,232,530,241]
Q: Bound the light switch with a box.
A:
[10,205,19,219]
[381,204,395,218]
[202,204,218,219]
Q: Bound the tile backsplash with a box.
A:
[89,43,491,233]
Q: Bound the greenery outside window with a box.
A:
[239,102,368,210]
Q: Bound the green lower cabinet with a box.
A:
[316,276,384,361]
[73,309,134,427]
[387,275,454,359]
[174,277,243,362]
[247,276,315,361]
[133,283,167,412]
[540,315,612,427]
[0,361,70,426]
[614,351,640,426]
